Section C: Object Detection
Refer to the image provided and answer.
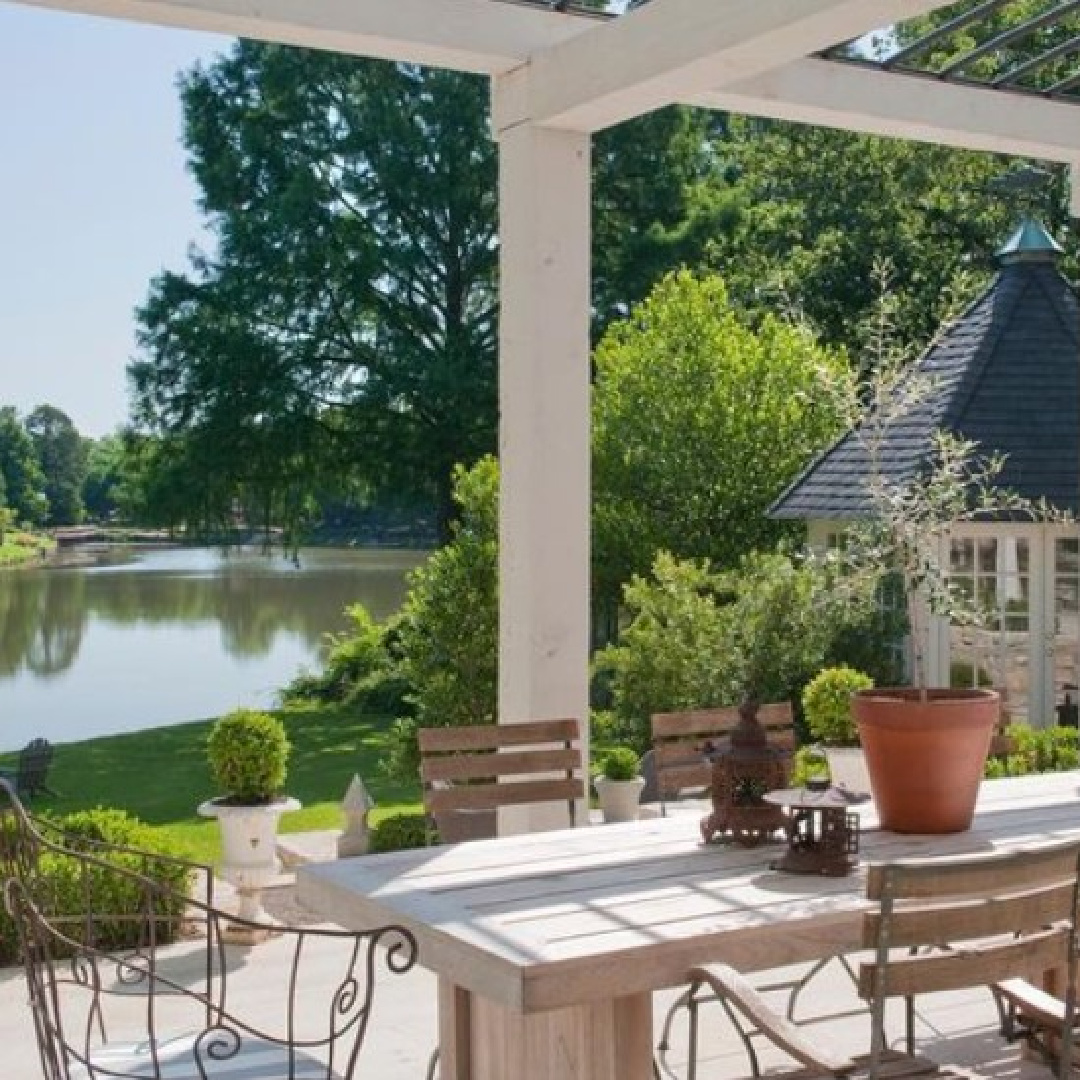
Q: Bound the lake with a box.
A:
[0,546,424,750]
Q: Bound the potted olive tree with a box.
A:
[802,665,874,793]
[198,708,299,931]
[825,274,1064,832]
[594,747,645,823]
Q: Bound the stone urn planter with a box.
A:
[198,796,300,924]
[853,688,999,834]
[203,708,296,939]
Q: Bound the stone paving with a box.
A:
[0,868,1064,1079]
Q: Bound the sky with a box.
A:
[0,4,232,437]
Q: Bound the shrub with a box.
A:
[281,605,411,714]
[985,723,1080,778]
[369,812,429,853]
[598,747,639,781]
[596,548,880,751]
[594,553,738,753]
[802,666,874,746]
[387,457,498,780]
[0,807,192,965]
[207,708,290,803]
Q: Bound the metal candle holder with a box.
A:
[764,786,868,877]
[699,702,789,847]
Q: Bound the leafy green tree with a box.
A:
[0,408,47,526]
[592,107,736,332]
[83,433,128,522]
[132,45,724,539]
[711,121,1075,355]
[25,405,87,526]
[133,46,498,539]
[592,270,850,613]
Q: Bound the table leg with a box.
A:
[437,977,653,1080]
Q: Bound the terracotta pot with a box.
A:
[853,688,999,834]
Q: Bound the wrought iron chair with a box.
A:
[685,838,1080,1079]
[0,779,418,1079]
[0,737,56,801]
[650,704,860,1080]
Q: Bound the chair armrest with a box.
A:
[688,963,856,1076]
[994,978,1069,1031]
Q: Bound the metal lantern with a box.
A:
[764,787,867,877]
[699,702,790,847]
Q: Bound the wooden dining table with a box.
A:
[297,771,1080,1080]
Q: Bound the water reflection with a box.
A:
[0,547,421,747]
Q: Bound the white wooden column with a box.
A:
[494,109,591,834]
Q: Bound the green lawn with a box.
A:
[3,703,420,864]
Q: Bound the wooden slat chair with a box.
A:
[419,718,585,843]
[687,838,1080,1079]
[650,704,795,815]
[0,777,418,1080]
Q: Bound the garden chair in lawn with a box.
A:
[0,737,56,801]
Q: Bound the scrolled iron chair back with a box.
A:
[0,778,419,1078]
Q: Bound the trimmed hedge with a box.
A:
[1,807,193,965]
[369,813,429,853]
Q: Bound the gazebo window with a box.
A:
[948,533,1033,723]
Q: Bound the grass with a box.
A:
[2,703,420,865]
[0,530,54,567]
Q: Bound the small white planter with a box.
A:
[824,747,871,795]
[594,776,646,824]
[198,796,300,931]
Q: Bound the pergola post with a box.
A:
[494,105,592,834]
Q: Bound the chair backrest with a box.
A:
[16,738,53,799]
[650,704,795,809]
[1,780,418,1080]
[859,839,1080,1078]
[419,718,585,839]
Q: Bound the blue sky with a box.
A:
[0,4,231,437]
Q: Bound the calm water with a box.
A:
[0,546,424,750]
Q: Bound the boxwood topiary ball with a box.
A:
[207,708,290,804]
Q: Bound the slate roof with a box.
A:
[770,222,1080,521]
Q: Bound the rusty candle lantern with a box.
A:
[699,702,789,847]
[764,787,868,877]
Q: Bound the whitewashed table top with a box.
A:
[298,772,1080,1012]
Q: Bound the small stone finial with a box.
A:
[337,775,376,858]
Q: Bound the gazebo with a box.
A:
[7,0,1080,824]
[771,218,1080,727]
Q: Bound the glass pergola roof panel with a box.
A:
[825,0,1080,103]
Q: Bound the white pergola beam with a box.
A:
[694,59,1080,164]
[4,0,592,74]
[497,0,958,133]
